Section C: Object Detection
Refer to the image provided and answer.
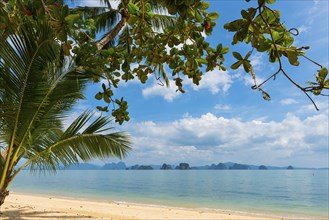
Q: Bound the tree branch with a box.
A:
[257,6,320,111]
[96,9,129,50]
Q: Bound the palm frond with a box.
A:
[99,0,113,8]
[70,6,120,35]
[117,25,131,53]
[24,111,131,173]
[151,14,177,31]
[96,9,121,33]
[148,0,169,13]
[0,21,59,146]
[71,6,108,19]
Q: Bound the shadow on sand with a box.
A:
[0,207,94,219]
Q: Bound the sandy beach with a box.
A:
[0,192,288,220]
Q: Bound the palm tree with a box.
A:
[0,20,131,206]
[69,0,176,89]
[72,0,176,50]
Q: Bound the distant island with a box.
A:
[61,162,328,171]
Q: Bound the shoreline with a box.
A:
[1,192,325,220]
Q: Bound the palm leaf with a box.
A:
[24,111,131,173]
[0,20,60,163]
[0,20,132,182]
[151,14,176,31]
[71,6,108,19]
[96,10,121,33]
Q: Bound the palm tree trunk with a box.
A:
[0,189,9,207]
[96,9,129,50]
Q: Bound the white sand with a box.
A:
[0,192,296,220]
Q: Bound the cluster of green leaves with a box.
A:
[70,0,228,124]
[1,0,327,124]
[306,68,329,95]
[224,0,328,103]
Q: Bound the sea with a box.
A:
[10,170,329,219]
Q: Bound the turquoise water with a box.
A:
[10,170,328,219]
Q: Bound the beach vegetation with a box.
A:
[1,0,327,125]
[0,20,131,206]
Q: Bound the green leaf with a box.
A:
[216,44,223,53]
[65,14,81,27]
[312,89,321,96]
[244,51,252,60]
[266,0,276,4]
[243,61,251,72]
[220,65,227,71]
[318,67,328,80]
[258,37,272,52]
[231,61,243,70]
[224,19,245,32]
[233,52,243,60]
[222,47,229,54]
[284,35,294,47]
[200,2,210,10]
[286,50,299,66]
[95,92,103,100]
[258,0,265,6]
[241,10,248,19]
[196,58,208,65]
[128,15,138,26]
[195,10,203,23]
[127,2,139,15]
[104,95,111,103]
[207,12,219,20]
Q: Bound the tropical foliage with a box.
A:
[1,0,327,124]
[0,20,131,206]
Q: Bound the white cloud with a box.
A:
[305,0,328,26]
[297,100,329,114]
[214,104,231,111]
[243,74,265,87]
[280,98,299,105]
[122,112,329,167]
[297,25,309,34]
[243,74,256,87]
[188,68,233,94]
[142,80,181,102]
[142,68,233,102]
[250,53,265,71]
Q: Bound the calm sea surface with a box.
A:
[10,170,328,219]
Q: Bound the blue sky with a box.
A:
[71,0,328,168]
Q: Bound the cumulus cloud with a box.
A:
[142,80,181,102]
[142,68,233,101]
[188,68,232,94]
[214,104,231,111]
[122,112,329,167]
[250,53,265,71]
[297,100,329,114]
[280,98,299,105]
